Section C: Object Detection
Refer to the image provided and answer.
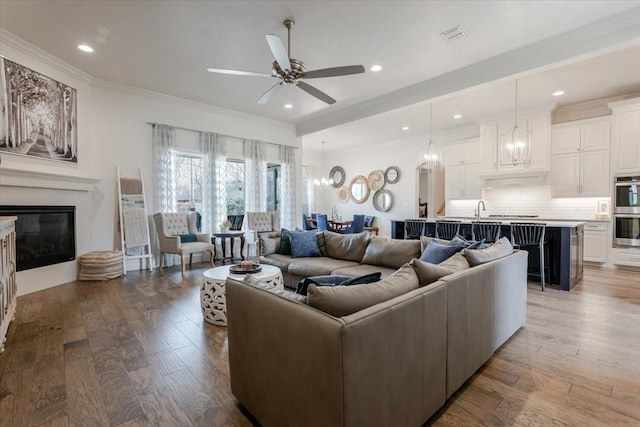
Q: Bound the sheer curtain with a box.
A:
[279,145,296,229]
[200,132,227,233]
[244,139,267,212]
[152,124,177,212]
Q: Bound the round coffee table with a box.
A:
[201,264,284,326]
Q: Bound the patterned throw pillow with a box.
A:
[289,230,322,258]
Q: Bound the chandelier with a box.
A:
[314,141,334,190]
[419,103,442,173]
[501,79,532,165]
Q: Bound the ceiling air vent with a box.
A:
[440,25,466,42]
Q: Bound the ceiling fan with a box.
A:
[207,19,365,105]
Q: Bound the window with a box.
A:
[226,159,245,215]
[267,164,281,212]
[175,154,202,213]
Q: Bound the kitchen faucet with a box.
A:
[475,200,486,221]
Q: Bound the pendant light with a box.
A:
[313,141,334,190]
[419,103,442,173]
[501,79,532,165]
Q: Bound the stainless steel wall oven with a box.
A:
[614,176,640,247]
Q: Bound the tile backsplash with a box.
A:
[447,185,608,220]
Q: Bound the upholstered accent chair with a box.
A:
[246,211,280,259]
[153,212,215,275]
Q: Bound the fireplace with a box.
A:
[0,205,76,271]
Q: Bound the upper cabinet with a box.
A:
[608,98,640,175]
[444,138,480,166]
[479,105,553,177]
[551,116,611,198]
[444,138,481,200]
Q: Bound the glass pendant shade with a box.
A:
[501,79,532,165]
[419,104,442,172]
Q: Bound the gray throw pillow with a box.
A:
[323,231,370,262]
[462,237,514,266]
[289,230,322,258]
[410,253,469,287]
[450,234,485,250]
[259,232,281,255]
[306,264,418,317]
[419,240,465,264]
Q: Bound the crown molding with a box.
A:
[475,103,558,125]
[0,29,94,85]
[91,79,296,131]
[296,7,640,136]
[608,96,640,109]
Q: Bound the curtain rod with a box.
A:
[146,121,298,150]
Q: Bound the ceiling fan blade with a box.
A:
[206,68,274,78]
[266,34,292,71]
[296,81,336,105]
[257,82,284,104]
[301,65,365,79]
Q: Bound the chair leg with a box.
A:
[189,253,193,266]
[540,242,545,291]
[209,250,215,267]
[159,252,164,269]
[181,255,186,276]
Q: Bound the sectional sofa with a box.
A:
[225,231,528,426]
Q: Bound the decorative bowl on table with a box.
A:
[229,262,262,274]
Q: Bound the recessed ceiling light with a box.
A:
[284,104,293,109]
[453,114,462,119]
[77,44,94,53]
[402,126,409,131]
[370,65,382,72]
[553,90,565,96]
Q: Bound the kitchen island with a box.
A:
[391,218,584,291]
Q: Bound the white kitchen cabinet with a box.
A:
[611,248,640,267]
[609,98,640,175]
[583,221,608,263]
[444,138,480,167]
[445,163,481,199]
[551,117,611,197]
[480,124,498,173]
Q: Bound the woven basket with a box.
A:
[78,250,124,281]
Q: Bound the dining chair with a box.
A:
[316,214,336,232]
[510,222,549,291]
[435,220,461,240]
[340,214,365,234]
[404,220,425,240]
[301,214,317,231]
[471,221,502,243]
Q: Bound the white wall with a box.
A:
[0,32,301,295]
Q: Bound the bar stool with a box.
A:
[510,223,549,291]
[404,220,425,240]
[435,220,461,240]
[471,221,502,243]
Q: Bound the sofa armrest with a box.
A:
[226,278,345,427]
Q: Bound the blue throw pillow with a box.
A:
[179,234,197,243]
[419,240,465,264]
[289,230,322,258]
[450,234,485,250]
[278,228,293,255]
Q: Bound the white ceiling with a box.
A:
[1,1,639,151]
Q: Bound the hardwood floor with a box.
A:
[1,264,639,426]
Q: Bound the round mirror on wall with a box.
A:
[329,166,345,188]
[372,189,393,212]
[349,175,370,204]
[385,166,400,184]
[337,186,350,203]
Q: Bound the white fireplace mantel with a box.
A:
[0,167,100,192]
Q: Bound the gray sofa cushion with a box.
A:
[288,257,359,277]
[306,264,419,317]
[361,237,421,269]
[260,253,298,272]
[331,263,397,279]
[462,237,513,266]
[323,231,370,262]
[410,253,470,287]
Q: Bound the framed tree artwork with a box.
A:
[0,57,77,163]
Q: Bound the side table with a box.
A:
[201,264,283,326]
[211,230,245,264]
